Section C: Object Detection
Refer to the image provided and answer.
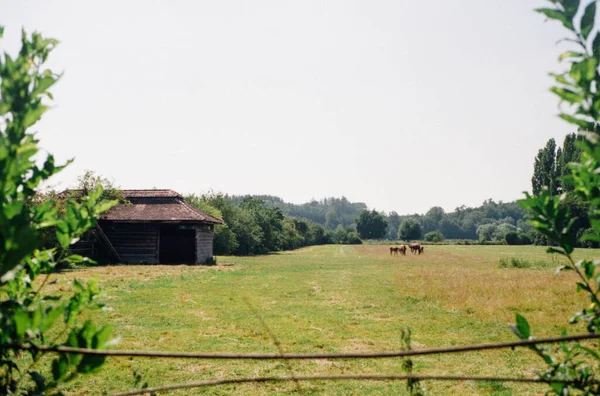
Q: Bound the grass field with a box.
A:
[46,244,599,395]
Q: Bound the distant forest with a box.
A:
[218,132,597,248]
[228,195,367,230]
[229,194,529,242]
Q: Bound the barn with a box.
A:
[88,189,222,264]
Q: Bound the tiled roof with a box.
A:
[101,198,222,223]
[121,189,181,198]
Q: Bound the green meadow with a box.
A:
[48,245,597,395]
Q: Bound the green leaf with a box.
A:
[594,32,600,57]
[65,254,86,264]
[582,232,600,242]
[13,310,30,338]
[569,57,598,82]
[41,306,64,332]
[559,113,592,129]
[32,75,57,97]
[51,355,69,381]
[576,282,592,293]
[558,51,584,61]
[94,199,117,215]
[0,26,4,38]
[22,105,49,129]
[547,246,566,255]
[555,265,574,275]
[583,260,595,280]
[550,86,582,104]
[536,7,574,29]
[93,325,112,349]
[581,1,596,40]
[515,313,531,339]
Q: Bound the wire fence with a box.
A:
[5,333,600,395]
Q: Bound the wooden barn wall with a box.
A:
[100,222,159,264]
[196,225,214,264]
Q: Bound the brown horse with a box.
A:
[399,245,407,256]
[408,243,420,254]
[418,246,424,255]
[390,247,399,256]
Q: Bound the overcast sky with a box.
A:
[1,0,575,214]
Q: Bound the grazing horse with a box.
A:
[408,243,421,254]
[399,245,407,256]
[390,247,399,256]
[418,246,424,255]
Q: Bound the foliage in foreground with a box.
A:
[512,1,600,393]
[0,27,116,393]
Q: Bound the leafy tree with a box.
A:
[185,193,223,220]
[230,194,367,230]
[240,196,285,252]
[190,192,328,254]
[212,224,239,255]
[385,211,401,239]
[422,206,445,234]
[70,170,126,202]
[557,133,583,192]
[476,223,498,242]
[531,134,584,196]
[355,209,387,239]
[438,217,463,239]
[398,218,422,241]
[532,138,558,196]
[0,26,117,393]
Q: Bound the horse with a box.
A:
[418,246,424,255]
[399,245,407,256]
[390,247,399,256]
[408,243,420,254]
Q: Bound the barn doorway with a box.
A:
[159,225,196,264]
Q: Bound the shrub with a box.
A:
[504,231,520,245]
[423,231,444,243]
[0,26,117,393]
[504,231,532,245]
[345,232,363,244]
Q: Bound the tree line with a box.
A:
[353,132,598,246]
[43,131,596,256]
[227,195,367,230]
[185,193,362,256]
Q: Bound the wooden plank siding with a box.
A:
[196,225,214,264]
[100,222,159,264]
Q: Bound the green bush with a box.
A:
[504,231,533,245]
[346,231,363,245]
[0,26,117,393]
[423,231,444,243]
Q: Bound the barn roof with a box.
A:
[57,188,222,224]
[121,189,181,198]
[101,198,223,224]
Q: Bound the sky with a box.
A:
[0,0,576,215]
